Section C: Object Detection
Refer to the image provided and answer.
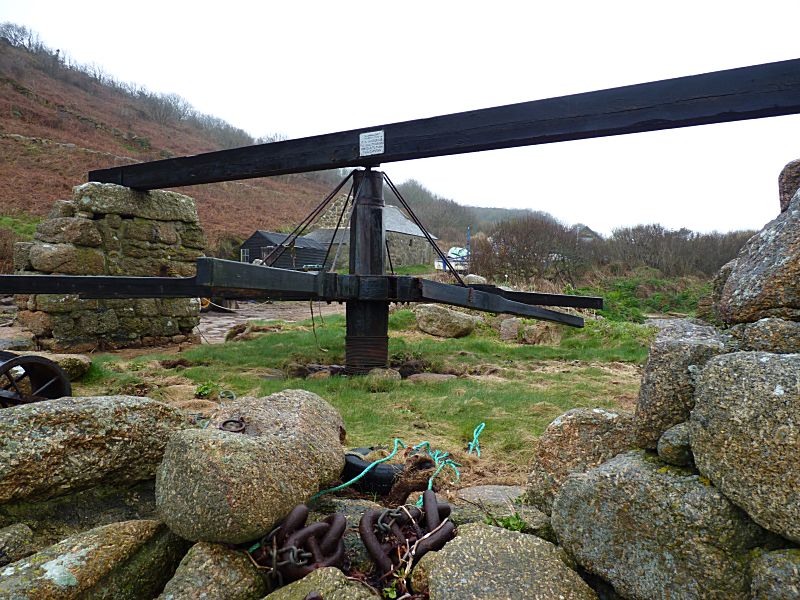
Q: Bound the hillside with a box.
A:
[0,33,335,246]
[0,26,557,256]
[388,179,553,246]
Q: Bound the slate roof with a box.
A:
[305,206,437,245]
[249,231,327,249]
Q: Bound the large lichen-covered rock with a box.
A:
[634,319,727,448]
[779,158,800,213]
[525,408,634,514]
[157,542,266,600]
[265,566,377,599]
[728,317,800,353]
[28,243,106,275]
[0,520,189,599]
[411,523,597,599]
[750,549,800,600]
[718,191,800,323]
[656,421,693,467]
[414,303,480,338]
[551,451,775,600]
[75,182,199,223]
[0,480,158,551]
[34,217,102,247]
[156,390,345,543]
[0,523,34,567]
[0,396,188,503]
[690,352,800,543]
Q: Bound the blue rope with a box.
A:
[412,441,461,507]
[467,422,485,457]
[310,439,407,503]
[310,426,485,506]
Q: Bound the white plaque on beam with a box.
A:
[359,130,385,157]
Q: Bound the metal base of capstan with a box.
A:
[344,169,390,375]
[344,335,389,375]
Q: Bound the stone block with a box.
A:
[12,242,33,271]
[29,243,106,275]
[74,182,199,223]
[77,310,119,335]
[33,294,99,313]
[552,451,776,600]
[34,217,102,247]
[691,352,800,543]
[718,192,800,323]
[778,158,800,213]
[16,310,53,337]
[46,199,76,219]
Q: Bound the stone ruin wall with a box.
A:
[14,183,204,351]
[313,195,435,268]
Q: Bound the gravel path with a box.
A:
[197,300,346,344]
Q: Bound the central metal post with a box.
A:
[345,169,389,374]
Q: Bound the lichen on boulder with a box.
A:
[633,318,727,448]
[717,190,800,323]
[525,407,634,514]
[656,421,693,467]
[551,451,775,600]
[414,303,480,338]
[728,317,800,353]
[411,523,597,599]
[690,351,800,543]
[156,389,346,543]
[0,396,189,503]
[0,520,188,599]
[156,542,266,600]
[750,549,800,600]
[265,566,377,599]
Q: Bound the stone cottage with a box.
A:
[307,196,437,270]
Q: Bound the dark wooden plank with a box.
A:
[420,279,584,327]
[89,59,800,189]
[469,285,603,309]
[0,274,208,298]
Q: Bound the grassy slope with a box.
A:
[0,42,332,244]
[571,268,712,322]
[77,310,653,477]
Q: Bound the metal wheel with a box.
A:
[0,353,72,408]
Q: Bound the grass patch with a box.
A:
[0,215,41,239]
[571,268,711,322]
[74,310,649,475]
[390,264,434,276]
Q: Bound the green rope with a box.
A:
[412,441,461,507]
[467,422,485,457]
[310,438,407,503]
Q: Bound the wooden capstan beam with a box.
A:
[89,58,800,190]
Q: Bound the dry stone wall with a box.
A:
[14,183,204,351]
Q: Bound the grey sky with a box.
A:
[2,0,799,235]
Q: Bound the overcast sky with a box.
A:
[2,0,799,235]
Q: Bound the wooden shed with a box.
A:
[238,231,328,270]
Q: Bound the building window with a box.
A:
[240,248,250,262]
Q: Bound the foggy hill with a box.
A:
[1,23,561,253]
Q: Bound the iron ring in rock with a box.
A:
[219,417,246,433]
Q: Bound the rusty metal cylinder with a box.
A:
[346,169,389,374]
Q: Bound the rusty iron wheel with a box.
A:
[0,352,72,408]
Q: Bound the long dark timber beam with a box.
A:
[89,59,800,189]
[0,260,589,325]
